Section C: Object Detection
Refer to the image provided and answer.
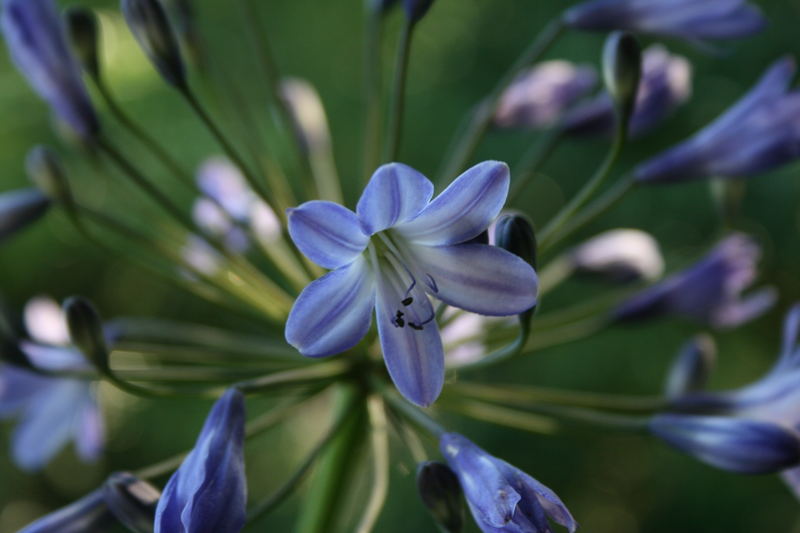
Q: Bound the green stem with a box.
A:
[508,130,563,203]
[235,361,350,395]
[451,316,532,373]
[354,396,390,533]
[378,380,446,437]
[362,8,385,182]
[537,118,629,252]
[437,20,566,183]
[296,385,366,533]
[384,19,415,162]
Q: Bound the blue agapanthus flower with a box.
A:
[0,296,103,471]
[285,162,539,406]
[440,432,577,533]
[562,45,692,138]
[154,388,247,533]
[664,305,800,487]
[636,57,800,184]
[614,234,775,328]
[1,0,99,139]
[563,0,766,43]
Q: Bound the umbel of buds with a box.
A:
[65,7,101,81]
[602,31,642,126]
[121,0,187,89]
[417,462,465,533]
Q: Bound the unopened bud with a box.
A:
[494,213,537,270]
[26,146,73,207]
[417,462,464,533]
[121,0,187,89]
[65,7,101,80]
[404,0,436,23]
[665,334,716,398]
[602,32,642,123]
[280,78,332,154]
[0,189,51,243]
[103,472,161,533]
[64,296,109,371]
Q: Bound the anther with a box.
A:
[402,297,414,306]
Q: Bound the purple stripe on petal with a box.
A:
[357,163,434,235]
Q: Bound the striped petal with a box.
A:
[357,163,434,235]
[288,201,369,269]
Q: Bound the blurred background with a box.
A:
[1,0,800,531]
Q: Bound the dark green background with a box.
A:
[1,0,799,531]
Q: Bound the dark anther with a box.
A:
[393,310,406,328]
[402,297,414,306]
[408,322,424,331]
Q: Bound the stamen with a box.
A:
[402,297,414,306]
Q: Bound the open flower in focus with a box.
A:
[636,57,800,184]
[613,234,775,328]
[494,61,597,129]
[564,0,766,44]
[562,45,691,138]
[286,162,538,406]
[0,296,103,471]
[441,432,577,533]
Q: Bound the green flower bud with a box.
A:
[26,146,73,207]
[602,31,642,123]
[494,213,538,270]
[121,0,187,89]
[417,461,464,533]
[65,7,101,80]
[64,296,109,371]
[665,334,717,398]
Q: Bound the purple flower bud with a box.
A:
[602,32,642,121]
[1,0,100,139]
[650,414,800,474]
[564,0,766,43]
[154,388,247,533]
[570,229,664,283]
[494,61,597,129]
[614,234,775,328]
[404,0,435,23]
[0,188,50,243]
[17,489,113,533]
[635,57,800,183]
[562,45,692,138]
[440,433,577,533]
[664,335,717,398]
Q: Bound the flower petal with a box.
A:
[23,296,71,345]
[286,257,375,358]
[375,267,443,407]
[502,462,578,533]
[775,304,800,371]
[411,243,538,316]
[396,161,509,246]
[74,390,104,462]
[287,201,369,269]
[357,163,434,235]
[13,380,92,471]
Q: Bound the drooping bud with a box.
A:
[664,335,717,398]
[602,31,642,125]
[403,0,436,23]
[63,296,109,371]
[494,213,538,270]
[121,0,187,89]
[416,461,464,533]
[0,189,51,243]
[103,472,161,533]
[65,7,101,81]
[26,146,74,208]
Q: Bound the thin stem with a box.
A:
[354,396,391,533]
[179,87,278,215]
[383,19,415,162]
[437,20,566,183]
[377,379,446,437]
[545,175,638,252]
[538,117,628,252]
[245,392,356,522]
[442,398,558,435]
[235,361,350,395]
[508,130,563,203]
[362,8,385,182]
[451,318,531,373]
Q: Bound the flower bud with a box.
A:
[65,7,101,81]
[416,461,464,533]
[103,472,161,533]
[121,0,187,89]
[664,335,716,398]
[26,146,74,207]
[280,78,332,155]
[403,0,436,23]
[0,189,51,243]
[494,213,537,270]
[602,31,642,123]
[63,296,108,371]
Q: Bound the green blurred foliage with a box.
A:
[1,0,800,531]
